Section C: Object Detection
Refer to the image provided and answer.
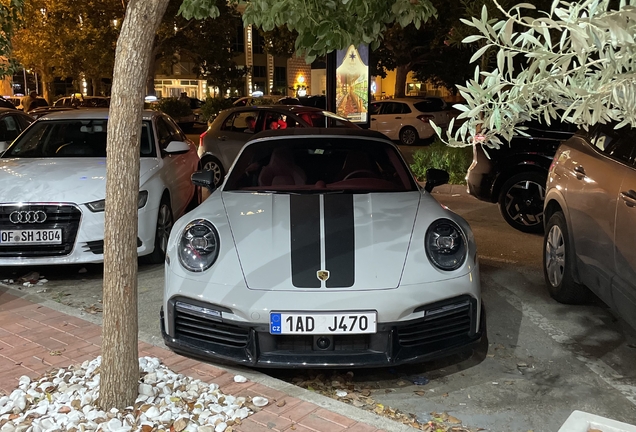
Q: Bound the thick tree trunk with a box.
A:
[99,0,169,411]
[91,78,101,96]
[146,46,160,96]
[40,71,52,104]
[394,64,411,98]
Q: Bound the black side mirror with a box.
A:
[424,168,449,193]
[191,170,217,193]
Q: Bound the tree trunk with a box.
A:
[98,0,169,411]
[39,70,52,104]
[394,64,411,98]
[92,78,101,96]
[146,45,160,96]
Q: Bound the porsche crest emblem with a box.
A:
[317,270,330,281]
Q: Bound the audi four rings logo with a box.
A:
[9,210,47,224]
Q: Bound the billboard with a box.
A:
[335,45,369,125]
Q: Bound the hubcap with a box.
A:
[545,224,565,287]
[504,180,545,227]
[401,129,416,145]
[157,204,173,254]
[203,160,222,186]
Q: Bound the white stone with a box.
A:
[233,375,247,383]
[252,397,268,407]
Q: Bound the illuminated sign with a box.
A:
[335,45,369,124]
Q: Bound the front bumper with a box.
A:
[161,295,484,368]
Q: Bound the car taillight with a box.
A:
[199,130,207,147]
[417,114,434,123]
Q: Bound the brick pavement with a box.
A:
[0,287,387,432]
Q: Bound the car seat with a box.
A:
[258,148,307,186]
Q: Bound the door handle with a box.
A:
[573,165,586,179]
[217,136,227,141]
[394,116,402,119]
[620,190,636,207]
[371,118,376,121]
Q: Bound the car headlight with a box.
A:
[178,219,220,272]
[86,191,149,212]
[425,219,467,271]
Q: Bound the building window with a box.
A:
[253,65,266,78]
[274,67,287,94]
[252,31,265,54]
[232,25,244,53]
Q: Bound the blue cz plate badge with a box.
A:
[270,313,283,334]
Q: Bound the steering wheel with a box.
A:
[343,169,378,180]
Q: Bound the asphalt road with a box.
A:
[1,137,636,431]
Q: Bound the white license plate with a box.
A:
[269,312,377,335]
[0,229,62,245]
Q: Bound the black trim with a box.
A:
[324,194,355,287]
[290,195,321,288]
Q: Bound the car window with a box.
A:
[591,125,636,166]
[0,115,21,142]
[163,116,187,141]
[221,111,259,133]
[2,119,155,158]
[155,117,174,150]
[370,103,382,115]
[224,137,417,192]
[295,111,358,128]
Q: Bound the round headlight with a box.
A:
[178,219,220,272]
[425,219,467,271]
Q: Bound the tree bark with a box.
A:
[394,64,411,98]
[146,45,160,96]
[98,0,169,411]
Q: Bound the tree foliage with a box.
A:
[436,0,636,148]
[180,0,438,62]
[0,0,24,77]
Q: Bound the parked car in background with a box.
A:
[543,124,636,331]
[0,108,34,152]
[198,105,358,187]
[0,98,17,110]
[369,97,454,145]
[0,109,200,265]
[466,120,577,233]
[5,96,48,111]
[162,128,483,367]
[53,95,110,108]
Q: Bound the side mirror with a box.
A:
[191,170,217,192]
[424,168,449,193]
[164,140,191,155]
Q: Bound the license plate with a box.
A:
[270,312,377,335]
[0,229,62,245]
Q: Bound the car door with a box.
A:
[564,126,633,306]
[214,110,260,168]
[373,102,405,140]
[156,116,193,215]
[611,128,636,330]
[369,102,383,132]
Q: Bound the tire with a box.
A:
[399,126,419,146]
[141,195,173,265]
[200,156,225,188]
[498,171,546,233]
[543,211,589,304]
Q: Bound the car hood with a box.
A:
[0,158,159,203]
[221,191,421,290]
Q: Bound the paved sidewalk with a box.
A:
[0,287,410,432]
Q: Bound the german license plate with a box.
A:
[270,312,377,335]
[0,229,62,245]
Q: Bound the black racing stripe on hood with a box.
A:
[324,194,355,288]
[290,195,321,288]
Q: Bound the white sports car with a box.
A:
[0,109,200,265]
[162,128,483,367]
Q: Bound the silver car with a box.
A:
[198,105,358,187]
[543,124,636,330]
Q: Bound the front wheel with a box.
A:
[498,171,546,233]
[142,196,173,265]
[201,156,225,188]
[543,211,589,304]
[399,126,419,146]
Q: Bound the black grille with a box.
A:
[274,334,370,351]
[398,299,473,348]
[174,304,249,348]
[0,204,81,257]
[83,238,142,255]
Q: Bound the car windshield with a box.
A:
[2,119,155,158]
[224,137,417,193]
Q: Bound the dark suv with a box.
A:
[466,120,577,233]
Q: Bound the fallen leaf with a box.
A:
[58,406,71,414]
[414,391,426,396]
[447,415,461,424]
[172,418,187,432]
[49,350,64,356]
[276,400,286,407]
[141,426,153,432]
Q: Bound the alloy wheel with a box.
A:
[203,159,222,186]
[545,224,565,287]
[400,128,417,146]
[157,203,173,255]
[504,180,545,227]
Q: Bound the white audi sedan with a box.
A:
[0,109,200,265]
[162,128,484,368]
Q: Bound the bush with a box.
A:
[410,138,473,184]
[200,97,234,123]
[154,98,192,119]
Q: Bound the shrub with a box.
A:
[200,97,234,123]
[154,97,192,119]
[410,139,472,184]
